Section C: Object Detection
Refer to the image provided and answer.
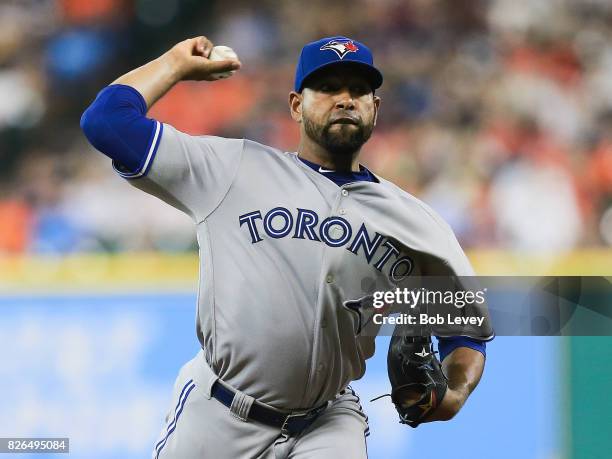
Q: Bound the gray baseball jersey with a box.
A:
[127,122,480,411]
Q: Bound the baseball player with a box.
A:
[81,35,493,458]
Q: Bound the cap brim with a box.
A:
[299,60,383,92]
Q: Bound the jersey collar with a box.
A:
[297,156,379,186]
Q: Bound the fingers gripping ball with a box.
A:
[208,45,239,80]
[387,335,448,428]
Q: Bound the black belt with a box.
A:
[211,381,328,435]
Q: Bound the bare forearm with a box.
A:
[109,36,240,110]
[444,346,485,397]
[112,52,182,109]
[425,347,485,422]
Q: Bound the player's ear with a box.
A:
[289,91,303,123]
[373,95,381,126]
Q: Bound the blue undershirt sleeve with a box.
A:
[437,336,487,362]
[80,84,162,178]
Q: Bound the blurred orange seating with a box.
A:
[0,200,32,253]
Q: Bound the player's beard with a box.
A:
[303,113,374,158]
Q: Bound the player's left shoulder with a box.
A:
[375,176,475,274]
[375,175,455,235]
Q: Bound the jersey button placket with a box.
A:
[312,187,346,394]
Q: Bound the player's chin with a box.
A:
[325,126,367,149]
[324,137,365,156]
[326,123,362,139]
[327,122,362,137]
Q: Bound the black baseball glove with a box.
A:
[384,335,448,428]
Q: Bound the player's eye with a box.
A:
[350,84,370,96]
[319,81,340,92]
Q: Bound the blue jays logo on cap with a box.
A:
[294,36,383,92]
[320,39,359,60]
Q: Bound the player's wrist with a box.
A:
[163,48,190,83]
[426,388,465,422]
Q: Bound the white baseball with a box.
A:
[208,45,239,80]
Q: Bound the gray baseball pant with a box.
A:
[152,351,369,459]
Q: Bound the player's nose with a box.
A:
[334,89,355,110]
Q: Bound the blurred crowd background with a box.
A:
[2,0,612,254]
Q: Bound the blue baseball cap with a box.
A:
[294,36,383,92]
